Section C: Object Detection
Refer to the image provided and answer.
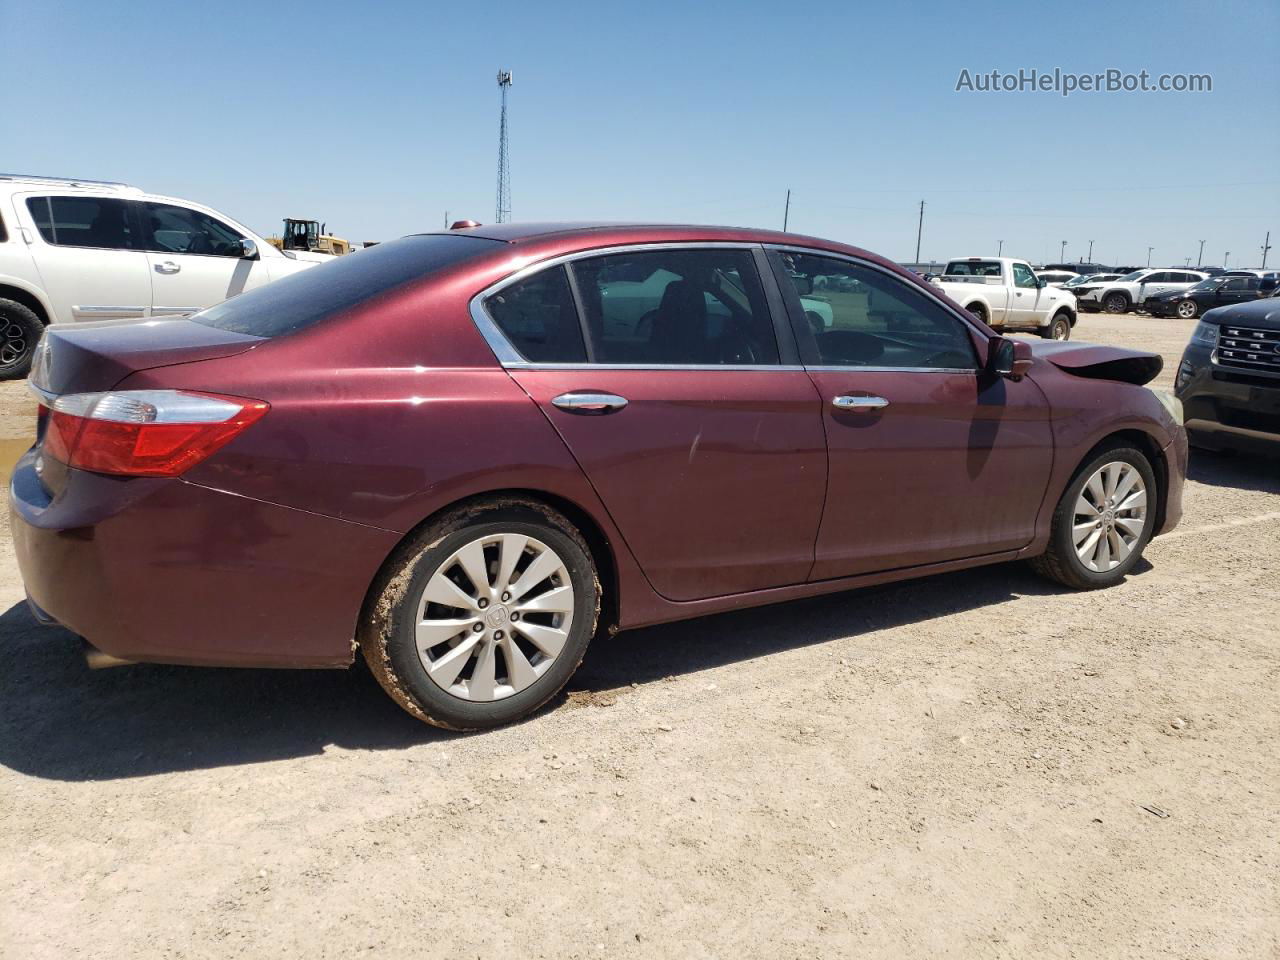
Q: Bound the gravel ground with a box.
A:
[1,313,1277,959]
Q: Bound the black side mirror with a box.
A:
[790,274,813,296]
[988,336,1033,379]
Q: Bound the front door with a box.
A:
[137,201,273,316]
[17,193,151,323]
[479,246,828,601]
[1010,261,1044,327]
[771,250,1055,579]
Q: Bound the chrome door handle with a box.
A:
[155,261,181,274]
[551,392,628,415]
[832,395,889,412]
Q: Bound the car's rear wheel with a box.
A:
[966,303,989,326]
[360,501,600,729]
[1042,312,1072,340]
[1176,299,1199,319]
[0,299,43,381]
[1030,443,1156,590]
[1103,292,1130,314]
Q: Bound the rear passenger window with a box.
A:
[570,248,779,365]
[485,265,586,363]
[777,253,977,370]
[26,196,135,250]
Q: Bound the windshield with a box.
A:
[193,234,500,337]
[1117,270,1146,282]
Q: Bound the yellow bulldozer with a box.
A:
[266,218,353,256]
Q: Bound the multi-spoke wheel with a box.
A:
[1031,444,1157,589]
[1175,299,1199,319]
[360,502,599,729]
[1071,461,1148,573]
[0,299,43,381]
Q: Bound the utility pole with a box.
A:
[495,70,513,223]
[1224,251,1230,268]
[1197,239,1205,267]
[1262,231,1272,269]
[1184,257,1191,266]
[1087,239,1094,262]
[782,189,791,232]
[443,211,449,229]
[997,239,1003,256]
[1147,246,1154,267]
[1060,240,1068,262]
[915,201,925,264]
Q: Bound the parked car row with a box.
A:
[1068,267,1277,316]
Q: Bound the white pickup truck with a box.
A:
[929,256,1078,340]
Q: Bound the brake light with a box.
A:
[42,390,268,477]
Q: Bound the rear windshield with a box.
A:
[192,234,501,338]
[944,260,1002,277]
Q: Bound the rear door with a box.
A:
[137,201,274,316]
[770,249,1054,579]
[17,193,151,323]
[477,244,828,601]
[1218,277,1258,305]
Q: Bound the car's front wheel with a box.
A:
[361,500,600,729]
[1030,443,1157,590]
[1103,292,1130,314]
[1176,299,1199,319]
[1042,312,1072,340]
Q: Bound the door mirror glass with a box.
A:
[988,337,1033,379]
[239,238,258,259]
[789,273,812,296]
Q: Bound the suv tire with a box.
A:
[0,299,43,380]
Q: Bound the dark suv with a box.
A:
[1147,274,1278,319]
[1176,298,1280,452]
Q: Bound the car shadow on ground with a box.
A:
[0,560,1085,782]
[1187,447,1280,493]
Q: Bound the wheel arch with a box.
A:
[0,282,52,325]
[357,487,621,649]
[1077,428,1170,533]
[1101,287,1131,308]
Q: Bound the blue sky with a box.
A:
[5,0,1277,267]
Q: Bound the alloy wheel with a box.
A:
[1176,299,1198,319]
[1053,318,1070,340]
[0,320,27,367]
[414,533,575,702]
[1072,461,1148,573]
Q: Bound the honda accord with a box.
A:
[11,223,1187,729]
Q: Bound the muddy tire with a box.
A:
[1030,443,1157,590]
[0,299,43,381]
[1041,312,1072,340]
[360,499,600,730]
[966,303,989,326]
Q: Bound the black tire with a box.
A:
[360,499,600,730]
[1041,312,1072,340]
[1102,291,1130,314]
[966,303,990,326]
[0,299,44,380]
[1030,442,1157,590]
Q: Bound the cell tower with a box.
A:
[495,70,513,223]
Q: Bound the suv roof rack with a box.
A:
[0,173,134,190]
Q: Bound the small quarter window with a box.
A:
[485,266,587,363]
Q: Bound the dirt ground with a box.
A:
[1,312,1276,960]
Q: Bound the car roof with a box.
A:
[428,221,824,247]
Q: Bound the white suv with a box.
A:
[0,174,330,378]
[1074,268,1208,315]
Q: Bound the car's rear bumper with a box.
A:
[9,449,401,668]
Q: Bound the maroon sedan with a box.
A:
[11,223,1187,729]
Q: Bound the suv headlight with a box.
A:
[1190,321,1218,345]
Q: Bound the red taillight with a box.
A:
[42,390,268,477]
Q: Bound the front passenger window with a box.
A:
[778,253,977,370]
[1012,263,1038,288]
[140,203,246,257]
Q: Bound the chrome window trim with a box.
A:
[468,241,785,370]
[804,366,978,375]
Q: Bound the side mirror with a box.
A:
[239,238,259,259]
[790,274,813,296]
[1036,277,1047,288]
[988,336,1034,379]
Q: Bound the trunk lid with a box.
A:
[30,316,263,397]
